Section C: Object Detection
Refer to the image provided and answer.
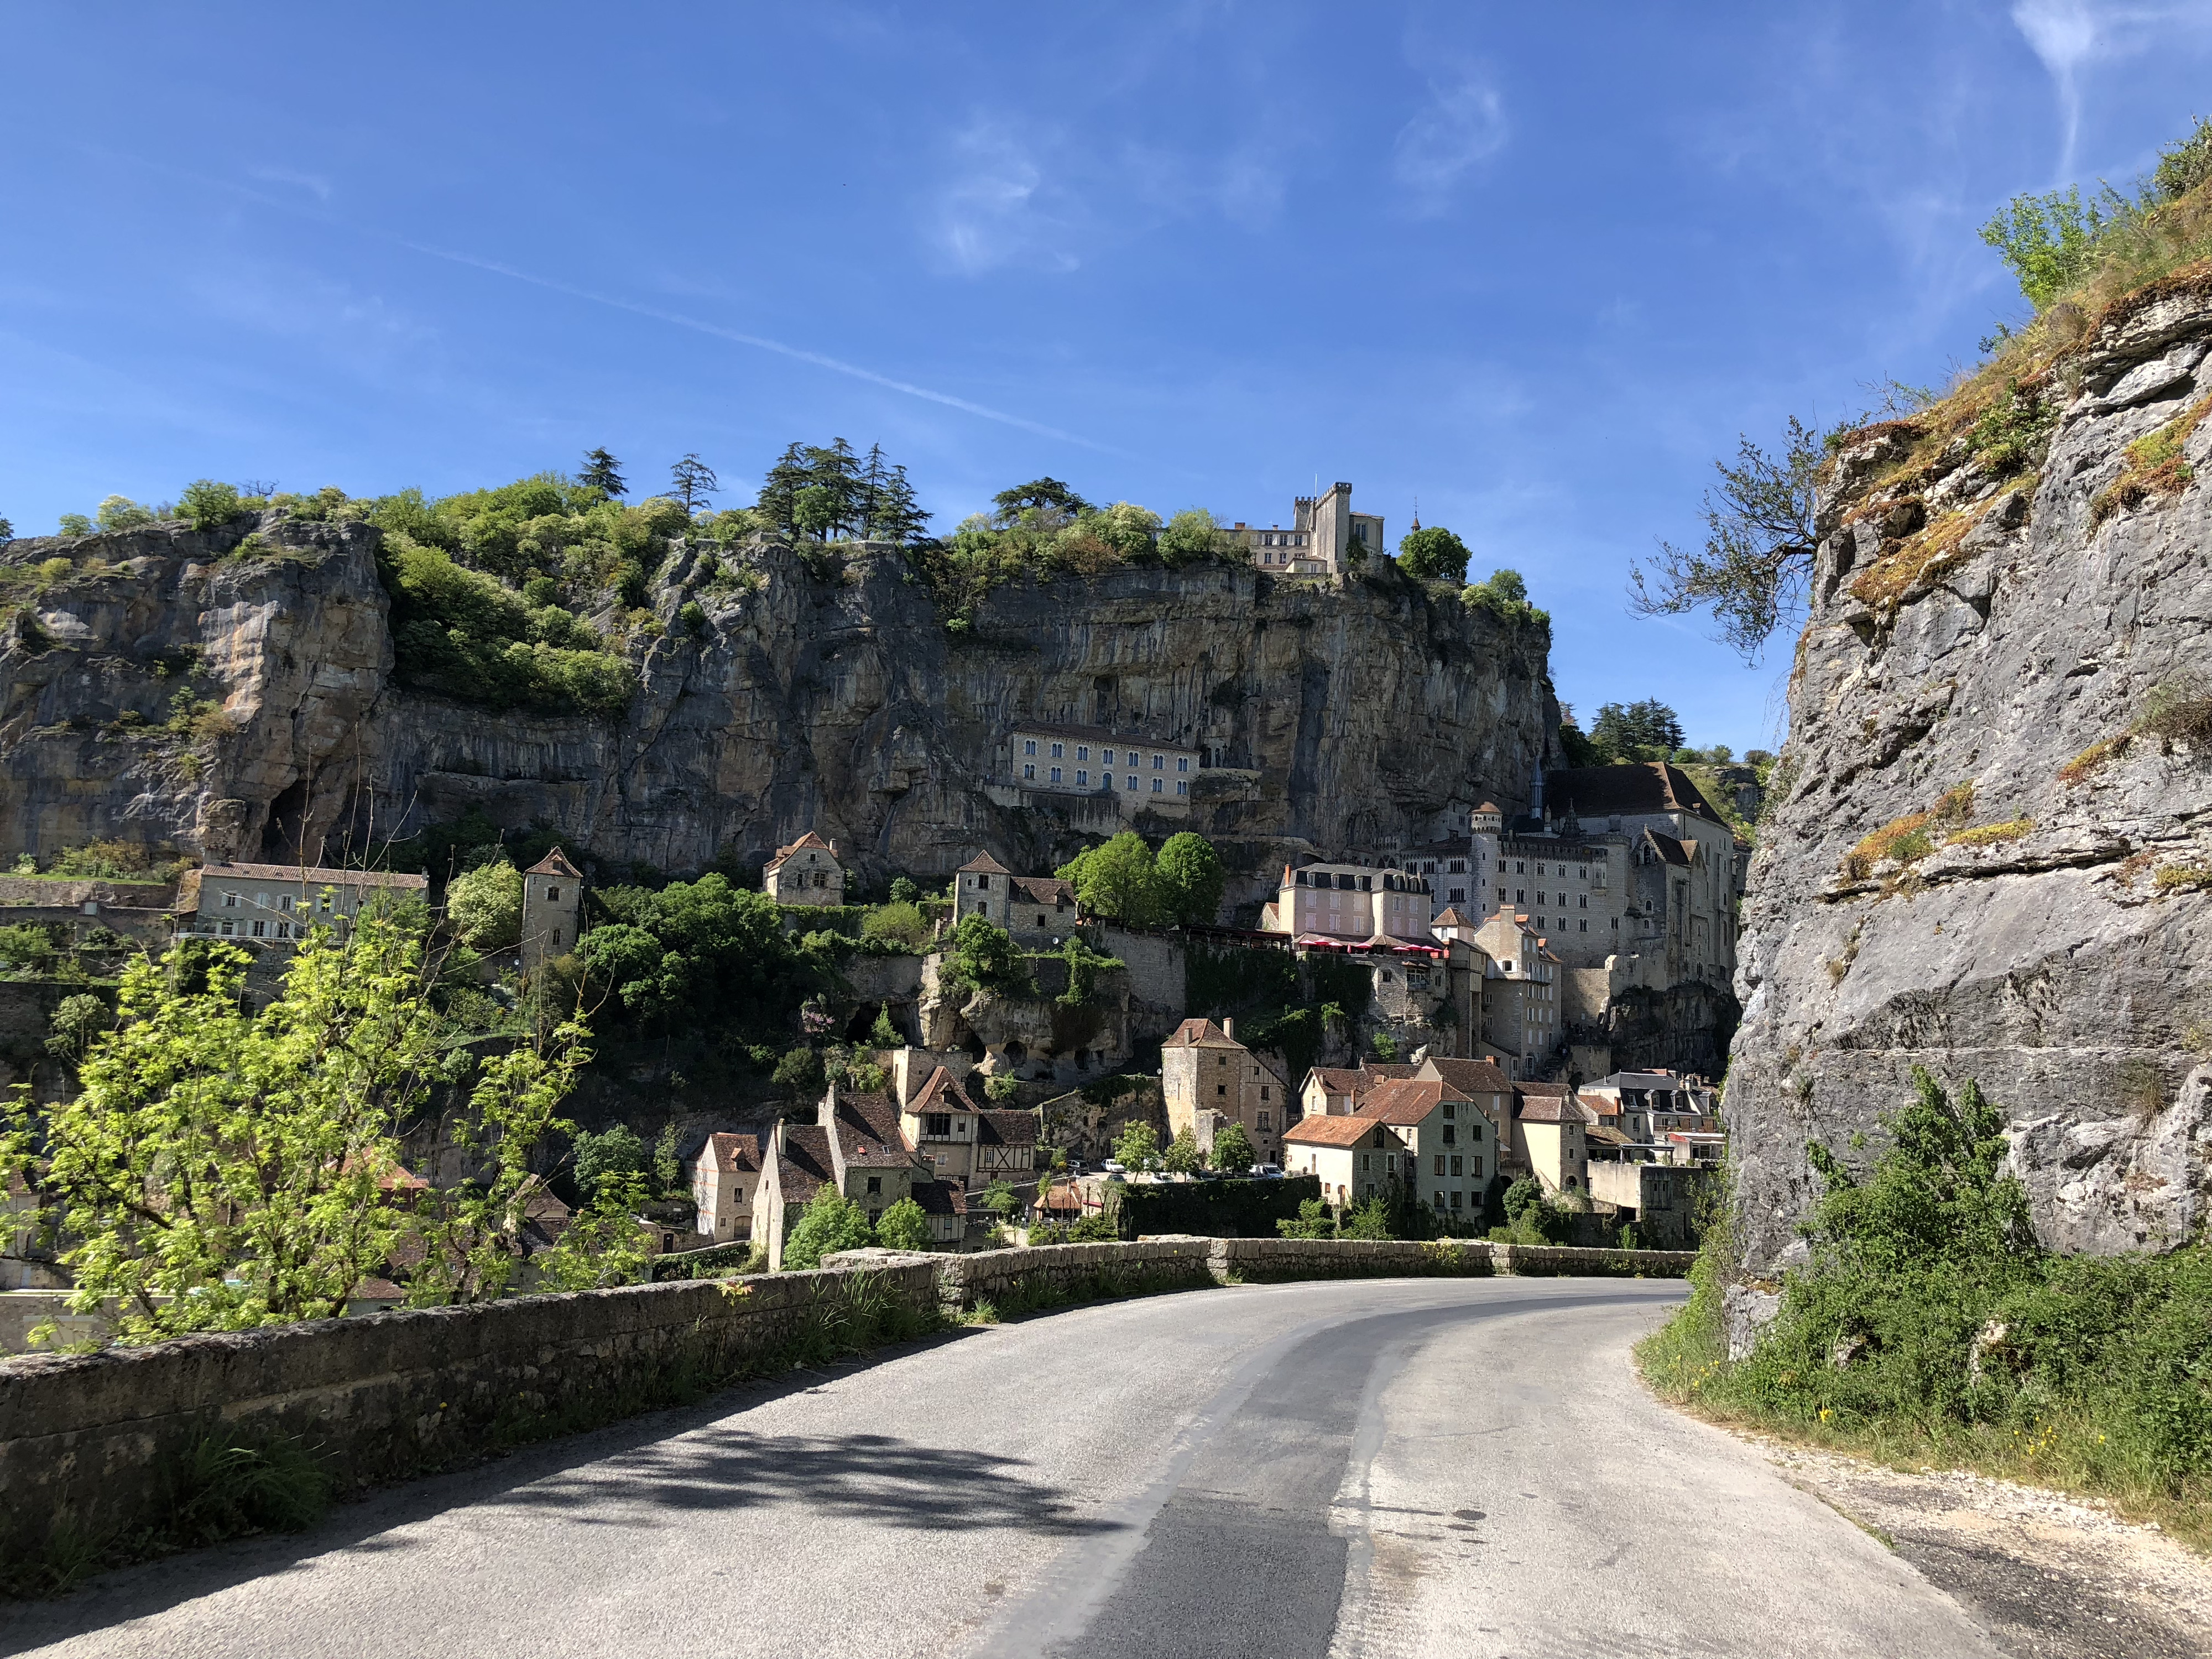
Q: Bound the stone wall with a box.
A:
[0,1262,938,1563]
[1,1236,1695,1567]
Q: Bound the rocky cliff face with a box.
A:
[0,520,1556,897]
[1730,277,2212,1269]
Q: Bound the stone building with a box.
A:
[1472,911,1560,1079]
[1223,481,1384,578]
[1161,1016,1289,1166]
[952,852,1081,944]
[1259,860,1434,944]
[1511,1082,1594,1197]
[1360,1077,1495,1224]
[897,1064,1039,1192]
[1003,723,1199,817]
[519,847,582,973]
[753,1084,971,1266]
[763,832,844,907]
[175,862,428,945]
[689,1131,760,1244]
[1469,765,1746,979]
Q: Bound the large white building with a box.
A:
[1223,481,1384,577]
[176,862,428,944]
[1259,860,1436,945]
[1004,722,1199,815]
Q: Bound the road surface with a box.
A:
[5,1277,2007,1659]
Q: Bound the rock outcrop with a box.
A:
[0,520,1558,899]
[1730,277,2212,1268]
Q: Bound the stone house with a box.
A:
[1161,1016,1289,1166]
[519,847,582,973]
[1260,860,1434,944]
[1512,1083,1593,1197]
[1358,1077,1494,1224]
[763,832,844,907]
[1578,1069,1724,1156]
[1224,481,1383,578]
[754,1083,975,1266]
[952,852,1082,944]
[1004,722,1200,817]
[1282,1112,1398,1207]
[1472,911,1560,1078]
[1297,1061,1417,1120]
[1415,1056,1515,1146]
[898,1065,1039,1191]
[175,862,429,946]
[689,1131,760,1244]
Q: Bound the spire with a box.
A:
[1410,496,1421,533]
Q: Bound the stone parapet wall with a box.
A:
[0,1237,1695,1568]
[0,1261,938,1563]
[0,876,176,909]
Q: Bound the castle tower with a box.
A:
[520,847,583,974]
[1469,802,1504,919]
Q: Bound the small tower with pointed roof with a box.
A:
[520,847,583,974]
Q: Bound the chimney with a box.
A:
[1222,1016,1236,1043]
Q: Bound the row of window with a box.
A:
[198,917,303,939]
[1499,859,1597,879]
[1021,739,1187,770]
[1025,764,1187,794]
[218,890,338,912]
[1510,889,1593,909]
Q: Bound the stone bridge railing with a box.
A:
[0,1238,1691,1570]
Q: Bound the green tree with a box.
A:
[669,454,719,515]
[781,1184,876,1270]
[446,858,523,951]
[578,448,627,498]
[1057,831,1161,925]
[1277,1197,1337,1239]
[95,495,156,531]
[1629,417,1821,663]
[773,1045,825,1105]
[1978,184,2128,310]
[179,479,244,531]
[653,1121,682,1197]
[1211,1121,1255,1174]
[573,1124,648,1202]
[1162,1127,1202,1173]
[937,912,1030,997]
[888,875,920,904]
[1397,525,1470,583]
[993,478,1093,518]
[868,1004,902,1049]
[0,513,13,540]
[0,922,58,973]
[982,1178,1020,1223]
[1370,1030,1400,1063]
[45,993,112,1060]
[984,1072,1020,1103]
[1462,567,1547,628]
[1113,1121,1160,1170]
[0,914,601,1339]
[1588,699,1685,762]
[1344,1197,1393,1240]
[1155,832,1224,927]
[792,485,839,541]
[58,513,93,536]
[533,1168,654,1291]
[1156,507,1233,565]
[874,1195,931,1251]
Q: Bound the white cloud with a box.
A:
[2011,2,2212,179]
[930,120,1082,275]
[1391,70,1507,212]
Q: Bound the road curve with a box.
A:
[4,1278,2004,1659]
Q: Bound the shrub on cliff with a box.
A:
[445,858,523,951]
[936,912,1032,998]
[380,536,637,718]
[581,875,831,1038]
[1397,525,1470,584]
[1641,1068,2212,1540]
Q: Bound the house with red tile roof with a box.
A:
[953,851,1083,943]
[763,832,844,907]
[754,1081,979,1266]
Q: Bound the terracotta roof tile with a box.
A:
[977,1109,1037,1146]
[199,862,427,889]
[524,847,582,879]
[1165,1018,1238,1048]
[701,1132,760,1175]
[1285,1114,1389,1148]
[958,851,1013,875]
[1418,1057,1514,1097]
[907,1066,980,1114]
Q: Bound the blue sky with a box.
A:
[6,2,2211,753]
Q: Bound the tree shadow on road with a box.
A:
[0,1328,1117,1655]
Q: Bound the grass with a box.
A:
[2060,733,2130,786]
[2154,862,2212,896]
[1849,495,2001,612]
[2,1430,333,1600]
[1945,818,2034,850]
[1841,785,1975,880]
[2092,393,2212,524]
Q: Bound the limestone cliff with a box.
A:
[1730,275,2212,1269]
[0,519,1557,898]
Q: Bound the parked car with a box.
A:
[1252,1164,1285,1178]
[1102,1159,1126,1174]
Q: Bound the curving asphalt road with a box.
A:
[4,1277,2008,1659]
